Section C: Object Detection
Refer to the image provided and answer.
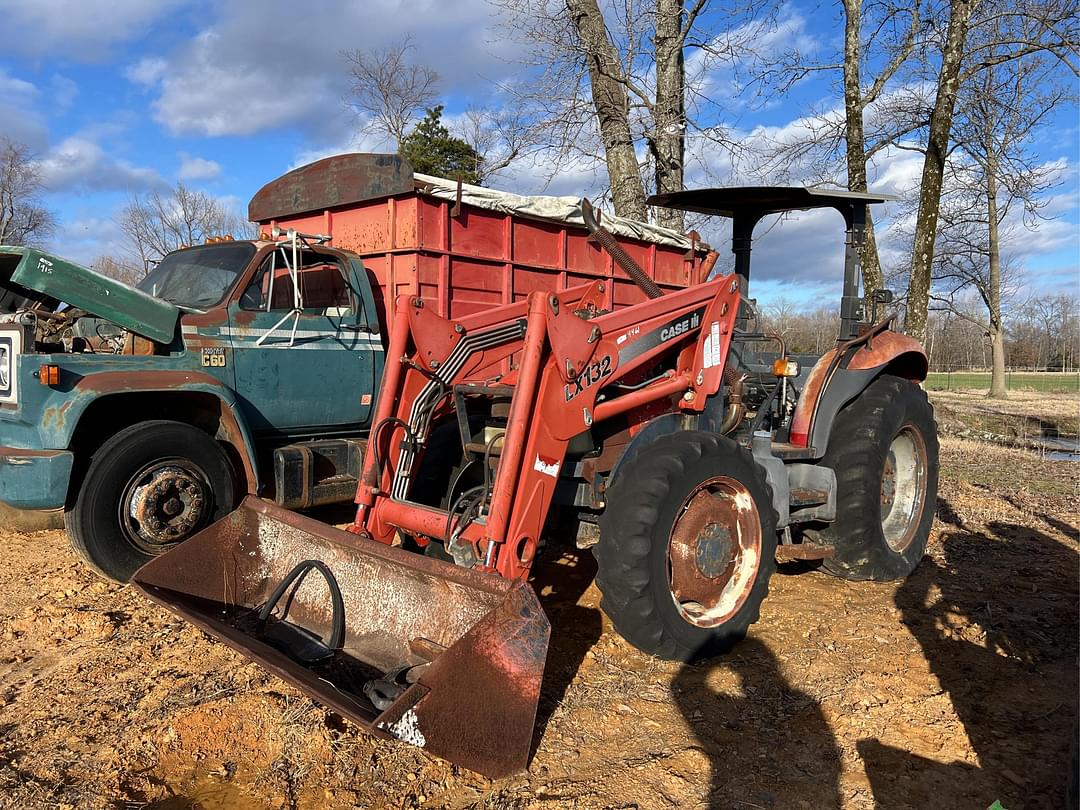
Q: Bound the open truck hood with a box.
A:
[0,247,180,344]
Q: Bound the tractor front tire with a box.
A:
[819,374,939,582]
[595,432,777,662]
[66,420,237,583]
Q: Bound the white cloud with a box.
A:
[0,0,184,60]
[50,75,79,113]
[137,0,517,139]
[126,58,168,87]
[0,70,48,149]
[37,136,164,192]
[178,153,222,181]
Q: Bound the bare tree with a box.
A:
[344,37,440,149]
[904,0,981,344]
[758,1,927,305]
[457,106,541,185]
[933,16,1071,397]
[494,0,728,229]
[905,0,1078,343]
[0,138,55,247]
[91,255,143,286]
[118,183,247,271]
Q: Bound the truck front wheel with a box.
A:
[66,420,237,582]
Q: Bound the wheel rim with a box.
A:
[880,425,928,552]
[668,476,763,628]
[119,458,213,554]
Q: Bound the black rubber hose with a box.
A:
[581,198,663,299]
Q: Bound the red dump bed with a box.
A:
[249,154,706,329]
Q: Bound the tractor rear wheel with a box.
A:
[819,374,938,581]
[595,431,777,662]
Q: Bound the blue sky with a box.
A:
[1,0,1076,309]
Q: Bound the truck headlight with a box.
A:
[0,331,21,403]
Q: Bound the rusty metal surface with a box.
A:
[131,496,549,778]
[667,476,763,629]
[775,542,836,561]
[248,154,414,222]
[846,330,928,378]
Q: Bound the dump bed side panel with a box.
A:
[254,175,704,332]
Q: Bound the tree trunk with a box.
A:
[842,0,884,311]
[651,0,686,231]
[985,134,1007,398]
[905,0,979,343]
[567,0,648,220]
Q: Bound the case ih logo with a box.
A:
[660,310,701,342]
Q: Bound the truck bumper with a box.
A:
[0,447,74,511]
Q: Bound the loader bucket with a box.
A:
[130,496,550,779]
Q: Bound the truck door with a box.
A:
[228,248,382,436]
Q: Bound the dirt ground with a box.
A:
[0,395,1076,809]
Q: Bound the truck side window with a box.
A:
[240,251,355,316]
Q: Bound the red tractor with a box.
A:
[134,186,938,777]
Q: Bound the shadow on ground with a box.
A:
[861,504,1079,809]
[673,638,842,809]
[528,546,603,755]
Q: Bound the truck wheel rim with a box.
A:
[880,426,927,552]
[120,459,212,554]
[668,476,763,628]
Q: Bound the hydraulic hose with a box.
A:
[580,198,664,299]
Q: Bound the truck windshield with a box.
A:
[137,243,256,309]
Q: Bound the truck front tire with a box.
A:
[66,420,237,583]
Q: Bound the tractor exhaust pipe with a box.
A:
[580,198,664,299]
[131,497,549,778]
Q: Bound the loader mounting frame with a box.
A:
[351,276,742,581]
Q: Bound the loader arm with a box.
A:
[351,274,742,581]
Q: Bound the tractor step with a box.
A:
[789,487,830,509]
[776,542,836,561]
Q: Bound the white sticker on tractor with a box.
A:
[534,455,560,478]
[378,709,427,748]
[703,321,721,368]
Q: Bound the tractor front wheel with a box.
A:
[595,432,778,662]
[818,374,939,581]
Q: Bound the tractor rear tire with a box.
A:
[819,374,938,582]
[66,420,236,583]
[595,431,777,662]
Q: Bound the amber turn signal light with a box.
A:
[38,364,60,386]
[772,358,800,378]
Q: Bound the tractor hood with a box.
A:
[0,247,180,344]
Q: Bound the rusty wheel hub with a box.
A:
[122,462,210,552]
[880,426,927,552]
[668,476,762,628]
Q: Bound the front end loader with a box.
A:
[131,187,938,778]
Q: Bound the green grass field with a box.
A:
[925,371,1080,393]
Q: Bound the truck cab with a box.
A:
[0,234,385,580]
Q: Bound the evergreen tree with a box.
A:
[400,106,482,184]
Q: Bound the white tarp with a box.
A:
[413,173,705,252]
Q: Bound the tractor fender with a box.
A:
[608,393,728,487]
[60,370,261,494]
[790,331,927,456]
